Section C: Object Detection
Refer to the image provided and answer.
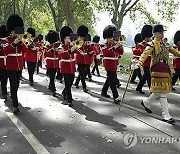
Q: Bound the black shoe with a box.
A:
[60,80,63,83]
[97,74,100,77]
[53,92,57,97]
[101,92,110,98]
[13,107,20,114]
[75,84,79,89]
[163,118,175,124]
[172,87,175,90]
[130,81,137,84]
[141,101,152,113]
[68,102,73,107]
[1,95,7,99]
[136,88,145,94]
[83,88,88,93]
[30,82,33,86]
[91,72,95,75]
[89,79,92,82]
[114,97,121,104]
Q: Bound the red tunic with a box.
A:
[75,45,93,64]
[138,41,151,67]
[59,45,76,74]
[173,46,180,69]
[0,39,8,69]
[3,36,27,71]
[102,43,124,71]
[44,45,59,68]
[132,45,143,60]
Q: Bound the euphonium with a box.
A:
[21,32,32,44]
[72,37,84,49]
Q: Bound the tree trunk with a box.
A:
[22,0,28,24]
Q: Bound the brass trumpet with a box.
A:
[21,32,32,44]
[72,37,84,49]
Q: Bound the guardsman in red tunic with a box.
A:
[3,14,27,113]
[101,25,124,104]
[25,27,41,86]
[172,31,180,89]
[74,25,90,92]
[36,34,44,74]
[130,33,143,84]
[0,25,9,99]
[59,26,76,107]
[91,35,101,76]
[44,30,60,96]
[136,25,153,94]
[84,34,94,81]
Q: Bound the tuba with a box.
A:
[70,34,84,49]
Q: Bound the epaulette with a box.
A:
[146,41,154,48]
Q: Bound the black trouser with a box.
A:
[36,61,42,74]
[27,62,37,83]
[7,70,21,107]
[62,74,74,102]
[48,68,57,92]
[130,68,142,82]
[102,71,119,99]
[56,68,63,81]
[75,64,87,89]
[85,64,92,80]
[91,59,100,75]
[0,69,8,96]
[115,72,120,86]
[136,66,151,90]
[172,69,180,85]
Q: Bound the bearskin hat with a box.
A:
[153,24,166,33]
[85,34,91,42]
[38,34,43,42]
[141,25,153,40]
[77,25,88,37]
[174,30,180,45]
[27,27,36,37]
[46,30,60,44]
[103,25,117,39]
[92,35,100,43]
[60,26,73,44]
[0,25,9,38]
[6,14,24,33]
[134,33,142,44]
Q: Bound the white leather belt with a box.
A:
[7,53,22,57]
[0,56,6,65]
[45,57,59,60]
[61,59,75,62]
[80,52,87,55]
[133,55,141,58]
[103,57,118,60]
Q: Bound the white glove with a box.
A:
[131,64,139,70]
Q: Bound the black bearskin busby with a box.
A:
[27,27,36,37]
[77,25,88,37]
[134,33,142,44]
[174,30,180,45]
[141,25,153,40]
[85,34,91,42]
[60,26,73,44]
[153,24,166,33]
[38,34,43,42]
[0,25,9,38]
[6,14,24,33]
[92,35,100,43]
[103,25,117,39]
[46,30,60,44]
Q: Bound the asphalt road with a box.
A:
[0,68,180,154]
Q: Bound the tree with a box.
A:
[95,0,179,30]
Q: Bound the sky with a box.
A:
[94,10,180,45]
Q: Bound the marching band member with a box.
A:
[0,25,8,99]
[136,25,153,94]
[25,27,41,86]
[134,24,180,124]
[130,33,143,84]
[59,26,76,107]
[84,34,94,81]
[3,14,27,113]
[44,30,60,96]
[74,25,90,92]
[91,35,101,76]
[172,31,180,89]
[101,25,124,104]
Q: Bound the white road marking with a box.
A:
[0,99,50,154]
